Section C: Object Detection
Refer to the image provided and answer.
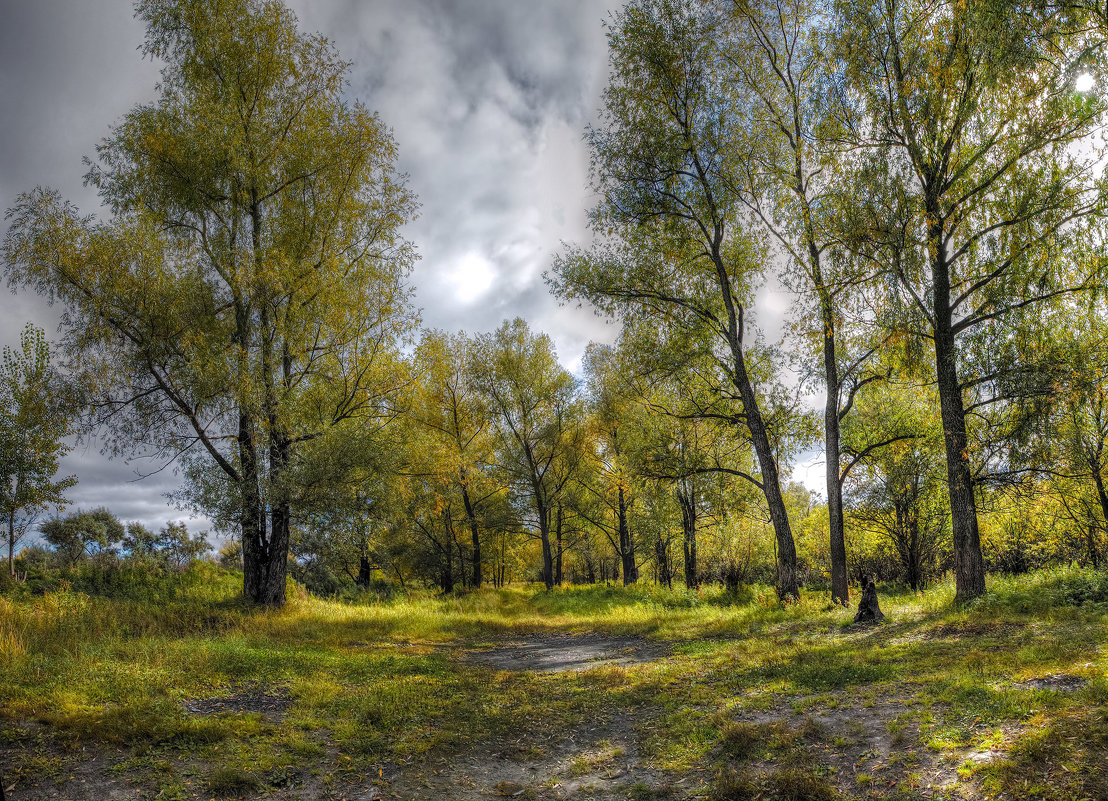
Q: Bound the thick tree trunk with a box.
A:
[618,485,637,585]
[357,554,372,586]
[238,411,274,604]
[441,547,454,593]
[930,218,986,603]
[536,498,555,590]
[540,532,554,590]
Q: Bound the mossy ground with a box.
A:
[1,565,1106,799]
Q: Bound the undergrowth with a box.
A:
[1,565,1106,799]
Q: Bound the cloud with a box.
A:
[0,0,621,530]
[0,0,820,540]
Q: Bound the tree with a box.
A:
[552,0,801,598]
[1018,295,1108,565]
[3,0,417,604]
[0,323,77,575]
[471,319,584,590]
[412,330,498,588]
[837,0,1108,601]
[709,0,903,605]
[41,508,125,565]
[579,344,644,585]
[627,345,758,589]
[845,384,947,589]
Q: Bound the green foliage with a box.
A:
[972,564,1108,614]
[3,0,417,605]
[40,507,125,565]
[0,322,77,574]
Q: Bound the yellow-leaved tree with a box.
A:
[3,0,417,605]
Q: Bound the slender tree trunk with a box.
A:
[815,279,849,606]
[930,213,986,603]
[794,122,849,605]
[8,511,14,577]
[555,503,564,586]
[727,333,799,598]
[678,483,698,589]
[618,485,636,585]
[460,470,482,588]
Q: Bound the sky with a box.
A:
[0,0,822,539]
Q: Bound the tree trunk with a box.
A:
[727,337,799,599]
[617,485,636,585]
[357,553,372,586]
[678,483,698,589]
[555,503,564,586]
[801,144,848,606]
[930,219,987,603]
[242,190,289,607]
[8,511,14,577]
[442,547,454,593]
[260,429,292,606]
[818,282,848,606]
[540,533,554,590]
[460,469,482,588]
[536,498,554,590]
[238,411,273,604]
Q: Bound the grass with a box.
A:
[1,564,1107,798]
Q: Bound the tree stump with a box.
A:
[854,578,885,623]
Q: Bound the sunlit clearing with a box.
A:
[448,251,496,303]
[1076,72,1095,92]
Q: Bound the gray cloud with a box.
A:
[0,0,816,535]
[1,0,621,532]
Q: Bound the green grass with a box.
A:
[2,565,1108,798]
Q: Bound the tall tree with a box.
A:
[0,323,77,576]
[713,0,898,605]
[837,0,1108,601]
[580,344,643,585]
[471,319,584,590]
[3,0,417,604]
[552,0,801,598]
[413,330,496,588]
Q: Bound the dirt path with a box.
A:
[465,633,670,673]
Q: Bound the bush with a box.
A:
[973,565,1108,614]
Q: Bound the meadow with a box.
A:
[2,567,1107,800]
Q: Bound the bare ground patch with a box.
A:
[719,690,1026,799]
[465,633,670,673]
[381,701,673,800]
[184,683,293,719]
